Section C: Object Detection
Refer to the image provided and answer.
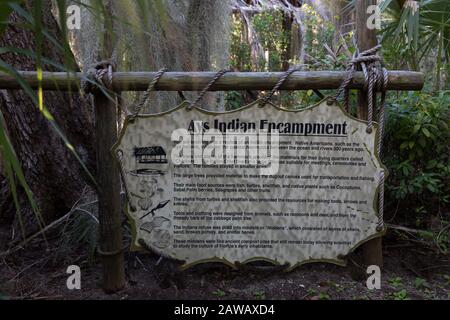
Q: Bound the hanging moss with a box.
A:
[56,0,232,112]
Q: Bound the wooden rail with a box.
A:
[0,71,424,91]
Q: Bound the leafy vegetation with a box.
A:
[392,289,409,300]
[318,292,331,300]
[443,274,450,286]
[388,276,404,288]
[230,10,292,72]
[414,277,429,289]
[380,0,449,90]
[383,90,449,250]
[254,290,266,299]
[212,289,226,297]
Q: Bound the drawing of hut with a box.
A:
[134,146,168,164]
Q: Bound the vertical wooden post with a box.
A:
[93,0,125,293]
[94,91,126,292]
[356,0,383,267]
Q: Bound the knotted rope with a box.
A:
[332,44,388,232]
[83,65,169,121]
[81,60,115,94]
[187,69,231,110]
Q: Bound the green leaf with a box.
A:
[0,1,23,34]
[379,0,395,12]
[402,166,409,176]
[422,127,431,137]
[212,289,226,297]
[0,110,42,239]
[393,289,409,300]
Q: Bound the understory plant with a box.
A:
[383,90,450,251]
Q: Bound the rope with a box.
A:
[375,67,388,232]
[82,60,115,94]
[332,51,357,112]
[378,171,385,231]
[259,66,301,107]
[188,69,231,110]
[116,149,137,213]
[97,243,129,257]
[378,68,389,158]
[332,45,382,113]
[129,68,167,120]
[332,44,388,231]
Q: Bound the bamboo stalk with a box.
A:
[0,71,424,91]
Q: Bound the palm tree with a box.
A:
[380,0,449,89]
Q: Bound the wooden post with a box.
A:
[94,90,126,292]
[356,0,383,267]
[93,0,125,293]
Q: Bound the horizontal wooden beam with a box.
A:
[0,71,424,92]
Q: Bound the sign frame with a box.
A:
[113,97,388,271]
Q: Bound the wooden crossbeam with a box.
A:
[0,71,424,91]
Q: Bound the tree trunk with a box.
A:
[282,12,293,71]
[281,0,304,70]
[330,0,346,48]
[186,0,232,110]
[0,2,95,235]
[63,0,232,113]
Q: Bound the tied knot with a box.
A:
[332,44,388,115]
[82,60,115,94]
[349,45,385,92]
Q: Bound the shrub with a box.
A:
[383,91,450,220]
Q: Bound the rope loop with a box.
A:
[129,68,167,120]
[332,44,388,231]
[188,69,231,110]
[332,44,386,113]
[97,243,129,257]
[82,60,115,94]
[259,66,300,107]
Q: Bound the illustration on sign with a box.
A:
[114,99,386,270]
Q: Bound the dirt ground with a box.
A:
[1,230,449,300]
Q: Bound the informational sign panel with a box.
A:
[114,99,385,269]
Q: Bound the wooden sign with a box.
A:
[114,99,385,269]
